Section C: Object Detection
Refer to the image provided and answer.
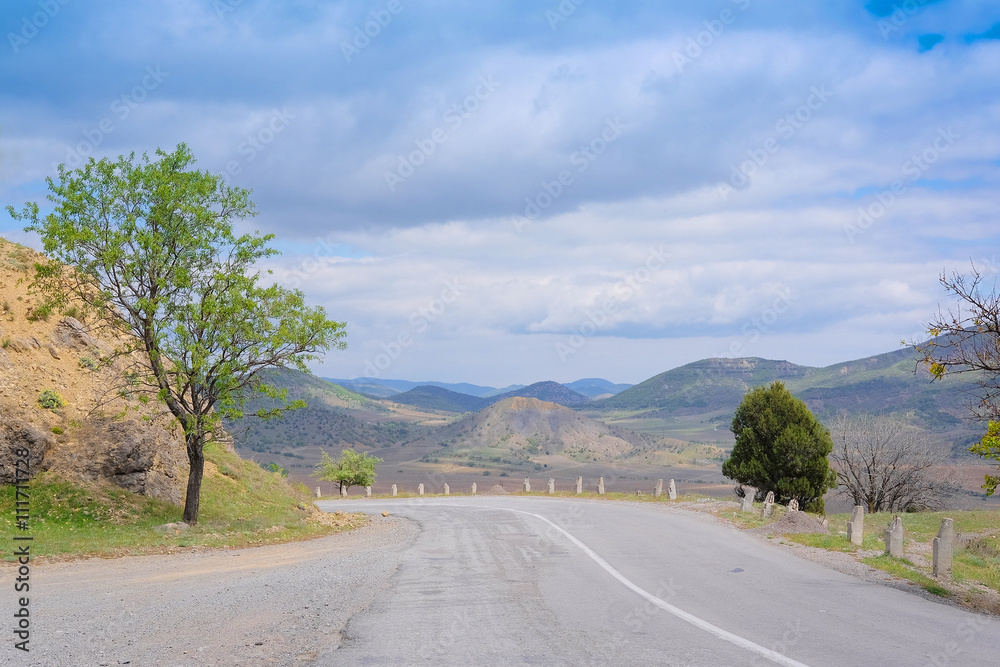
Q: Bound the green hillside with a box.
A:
[391,385,488,413]
[587,348,981,454]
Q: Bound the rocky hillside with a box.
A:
[0,238,188,503]
[410,396,666,464]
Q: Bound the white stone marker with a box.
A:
[847,506,864,546]
[391,484,397,497]
[418,483,424,496]
[315,486,321,498]
[576,477,583,494]
[933,518,954,579]
[740,487,756,513]
[523,478,531,492]
[341,485,347,498]
[444,483,450,495]
[787,499,798,512]
[472,482,477,495]
[668,479,677,500]
[654,479,663,498]
[885,516,903,558]
[548,478,555,494]
[365,486,372,498]
[598,477,605,495]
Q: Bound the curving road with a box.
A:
[317,496,1000,666]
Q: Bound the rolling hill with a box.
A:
[390,385,488,413]
[488,380,592,407]
[586,348,981,453]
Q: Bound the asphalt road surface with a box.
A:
[9,496,1000,666]
[318,496,1000,666]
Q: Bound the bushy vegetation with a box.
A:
[37,389,67,410]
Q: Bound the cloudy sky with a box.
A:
[2,0,998,387]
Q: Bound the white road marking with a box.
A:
[503,507,811,667]
[328,500,811,666]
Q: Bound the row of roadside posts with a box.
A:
[316,477,679,500]
[738,490,957,582]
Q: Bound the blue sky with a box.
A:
[2,0,998,386]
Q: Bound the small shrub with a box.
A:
[51,427,64,435]
[79,356,99,371]
[61,306,81,320]
[27,304,53,322]
[37,389,67,411]
[482,471,491,476]
[1,338,9,349]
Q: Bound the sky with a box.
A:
[1,0,998,387]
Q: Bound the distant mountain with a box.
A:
[588,348,981,454]
[390,385,488,413]
[564,378,633,398]
[324,377,500,398]
[488,380,592,407]
[594,358,810,413]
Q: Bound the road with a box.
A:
[317,496,999,666]
[9,496,999,666]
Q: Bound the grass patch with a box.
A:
[0,441,364,560]
[786,532,859,552]
[862,555,952,597]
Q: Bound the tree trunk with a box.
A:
[182,433,205,525]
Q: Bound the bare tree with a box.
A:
[919,264,1000,421]
[829,413,952,513]
[918,263,1000,494]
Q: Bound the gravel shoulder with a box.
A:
[7,514,417,666]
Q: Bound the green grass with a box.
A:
[0,441,363,560]
[862,555,952,597]
[786,532,860,552]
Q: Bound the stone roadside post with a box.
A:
[668,479,677,500]
[788,499,799,512]
[365,486,372,498]
[418,483,424,496]
[340,485,347,498]
[548,478,555,494]
[523,478,531,492]
[760,491,774,518]
[576,477,583,494]
[933,518,954,579]
[847,506,864,546]
[598,477,605,495]
[315,486,321,498]
[443,483,449,495]
[471,482,477,495]
[391,484,397,497]
[654,479,663,498]
[885,515,903,558]
[740,487,756,513]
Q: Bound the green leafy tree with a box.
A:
[7,144,347,524]
[722,381,837,512]
[918,264,1000,493]
[314,449,381,495]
